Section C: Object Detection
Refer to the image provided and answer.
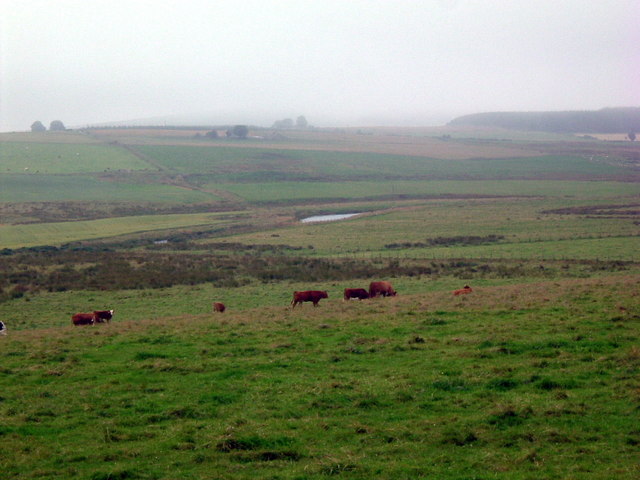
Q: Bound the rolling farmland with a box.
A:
[0,126,638,479]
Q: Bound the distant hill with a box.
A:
[448,107,640,133]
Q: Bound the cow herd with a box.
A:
[54,282,471,328]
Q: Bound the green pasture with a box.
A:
[0,131,101,144]
[368,236,640,261]
[0,142,149,173]
[0,212,238,249]
[1,275,638,479]
[1,129,639,479]
[217,179,638,202]
[2,269,638,331]
[0,174,217,204]
[137,143,631,180]
[229,199,640,258]
[0,275,539,331]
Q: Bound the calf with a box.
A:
[344,288,369,300]
[453,285,473,296]
[213,302,226,313]
[291,290,328,308]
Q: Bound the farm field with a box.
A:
[0,212,243,249]
[135,145,621,179]
[0,141,150,174]
[0,174,219,204]
[229,198,639,259]
[0,126,639,479]
[216,179,637,202]
[1,275,638,479]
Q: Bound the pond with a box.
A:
[300,213,360,223]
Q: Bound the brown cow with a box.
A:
[93,310,114,323]
[344,288,369,300]
[71,313,95,326]
[291,290,328,308]
[369,281,397,298]
[453,285,473,296]
[213,302,226,313]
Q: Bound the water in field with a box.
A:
[300,213,360,223]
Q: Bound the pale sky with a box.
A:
[1,0,638,131]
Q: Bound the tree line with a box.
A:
[448,107,640,135]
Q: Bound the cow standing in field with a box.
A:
[213,302,226,313]
[344,288,369,300]
[71,313,96,326]
[291,290,328,308]
[93,310,114,323]
[369,281,397,298]
[453,285,473,296]
[0,321,6,335]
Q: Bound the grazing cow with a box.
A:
[93,310,114,323]
[453,285,473,296]
[344,288,369,300]
[369,281,397,298]
[71,313,95,326]
[213,302,226,313]
[291,290,328,308]
[0,321,6,335]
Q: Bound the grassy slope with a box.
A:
[228,199,640,260]
[0,142,149,174]
[0,174,219,204]
[0,275,638,479]
[1,129,639,479]
[2,133,638,248]
[218,179,637,202]
[136,144,628,179]
[0,212,238,249]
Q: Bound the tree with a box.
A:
[272,118,294,129]
[296,115,308,128]
[31,121,46,132]
[49,120,66,131]
[628,132,636,141]
[231,125,249,138]
[205,130,219,139]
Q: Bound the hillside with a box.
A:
[1,126,639,479]
[448,107,640,134]
[1,276,639,479]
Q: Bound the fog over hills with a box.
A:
[448,107,640,133]
[2,1,638,132]
[81,111,457,130]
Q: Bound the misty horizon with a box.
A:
[2,1,638,132]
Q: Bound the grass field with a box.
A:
[136,145,626,180]
[227,198,639,259]
[216,179,637,202]
[0,212,240,249]
[0,142,149,173]
[0,174,219,204]
[0,126,638,479]
[1,275,638,479]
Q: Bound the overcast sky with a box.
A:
[1,0,638,131]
